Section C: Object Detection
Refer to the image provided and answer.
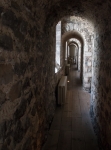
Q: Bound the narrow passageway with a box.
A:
[43,64,99,150]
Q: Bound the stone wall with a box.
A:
[91,13,111,149]
[0,1,57,150]
[0,1,66,149]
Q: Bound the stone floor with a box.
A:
[42,65,99,150]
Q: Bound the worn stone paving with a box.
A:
[42,64,99,150]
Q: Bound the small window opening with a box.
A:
[55,21,61,73]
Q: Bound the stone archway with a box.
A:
[61,31,84,83]
[68,41,79,70]
[68,41,79,49]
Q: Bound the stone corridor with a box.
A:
[42,65,99,150]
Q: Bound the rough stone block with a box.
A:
[14,30,25,42]
[0,34,13,51]
[14,99,27,120]
[85,52,92,56]
[0,90,6,105]
[23,77,30,90]
[85,72,92,77]
[0,7,3,18]
[87,61,92,66]
[9,81,22,101]
[20,20,28,34]
[0,64,13,85]
[31,104,37,116]
[14,62,27,76]
[0,121,6,139]
[84,77,88,83]
[24,40,31,52]
[28,57,34,66]
[0,56,5,62]
[13,120,24,143]
[24,117,30,132]
[26,91,33,105]
[2,10,25,42]
[28,26,36,38]
[22,137,32,150]
[2,10,20,31]
[11,1,21,11]
[14,98,27,120]
[1,144,9,150]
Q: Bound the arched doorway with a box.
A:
[61,31,84,83]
